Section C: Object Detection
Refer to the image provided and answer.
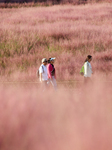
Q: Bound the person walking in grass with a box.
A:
[39,58,48,91]
[47,57,57,90]
[84,55,93,83]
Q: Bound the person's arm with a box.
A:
[84,62,88,77]
[54,69,56,79]
[40,73,42,82]
[90,64,93,74]
[47,64,52,79]
[39,65,43,82]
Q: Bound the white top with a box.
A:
[39,64,48,81]
[84,61,92,77]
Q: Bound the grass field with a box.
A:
[0,3,112,150]
[0,3,112,81]
[0,79,112,150]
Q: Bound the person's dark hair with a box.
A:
[48,58,51,64]
[85,55,92,62]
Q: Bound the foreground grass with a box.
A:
[0,79,112,150]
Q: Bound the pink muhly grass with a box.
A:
[0,4,112,81]
[0,77,112,149]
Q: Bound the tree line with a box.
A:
[0,0,100,4]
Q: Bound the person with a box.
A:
[39,58,48,91]
[84,55,93,83]
[47,57,57,90]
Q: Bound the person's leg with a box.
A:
[84,77,88,84]
[42,81,48,92]
[84,77,91,84]
[51,76,57,90]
